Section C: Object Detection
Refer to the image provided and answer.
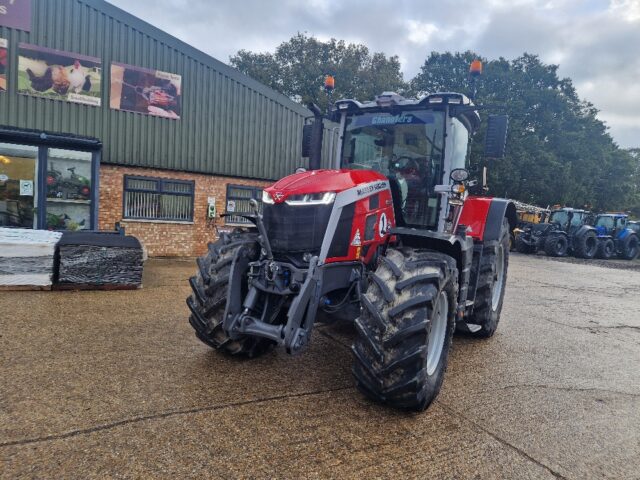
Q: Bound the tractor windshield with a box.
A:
[341,110,446,228]
[550,211,584,227]
[596,216,615,229]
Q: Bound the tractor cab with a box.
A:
[592,213,639,260]
[334,92,481,233]
[548,208,589,233]
[595,213,628,236]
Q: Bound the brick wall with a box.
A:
[99,165,269,257]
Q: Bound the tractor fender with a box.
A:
[391,227,474,308]
[618,228,633,241]
[458,197,517,242]
[574,225,596,238]
[550,230,569,238]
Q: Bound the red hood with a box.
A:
[265,169,387,203]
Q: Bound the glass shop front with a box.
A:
[0,129,101,231]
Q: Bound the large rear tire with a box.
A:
[544,233,568,257]
[186,232,274,357]
[462,218,510,338]
[574,230,598,259]
[620,234,639,260]
[352,248,458,411]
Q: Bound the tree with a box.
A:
[628,148,640,217]
[230,33,406,111]
[232,39,637,213]
[411,52,637,212]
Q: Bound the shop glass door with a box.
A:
[45,148,93,230]
[0,143,38,228]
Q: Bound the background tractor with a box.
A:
[593,213,639,260]
[187,71,516,411]
[511,201,549,250]
[515,207,598,258]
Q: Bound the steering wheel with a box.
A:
[394,156,420,176]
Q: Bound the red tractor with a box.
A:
[187,85,516,411]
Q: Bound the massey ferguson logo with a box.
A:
[356,182,387,197]
[274,192,285,201]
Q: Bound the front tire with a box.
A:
[352,248,458,411]
[544,233,568,257]
[515,235,535,254]
[186,232,274,357]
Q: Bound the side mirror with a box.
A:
[302,103,324,170]
[450,168,469,183]
[302,124,313,158]
[484,115,509,158]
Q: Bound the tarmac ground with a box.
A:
[1,253,639,479]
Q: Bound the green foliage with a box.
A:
[230,33,405,112]
[628,148,640,218]
[411,51,637,212]
[232,38,638,213]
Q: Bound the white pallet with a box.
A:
[0,228,62,287]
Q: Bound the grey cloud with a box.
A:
[107,0,640,148]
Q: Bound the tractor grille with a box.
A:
[262,203,333,254]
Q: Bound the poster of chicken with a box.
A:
[17,43,101,106]
[0,38,7,92]
[110,62,181,119]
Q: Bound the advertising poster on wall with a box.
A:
[0,38,7,92]
[110,62,182,119]
[17,43,102,106]
[0,0,31,32]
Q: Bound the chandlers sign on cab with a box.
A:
[0,0,31,32]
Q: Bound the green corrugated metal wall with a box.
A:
[0,0,337,180]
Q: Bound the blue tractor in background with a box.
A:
[593,214,640,260]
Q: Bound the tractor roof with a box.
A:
[596,213,628,218]
[552,208,588,213]
[333,92,481,133]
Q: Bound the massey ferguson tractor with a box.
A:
[187,76,516,411]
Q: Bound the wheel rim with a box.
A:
[586,237,597,255]
[492,244,505,311]
[427,291,448,376]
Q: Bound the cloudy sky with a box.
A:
[109,0,640,148]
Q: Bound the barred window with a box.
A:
[124,175,194,221]
[225,184,263,225]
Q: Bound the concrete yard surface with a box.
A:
[1,255,639,479]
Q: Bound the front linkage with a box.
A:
[221,201,361,355]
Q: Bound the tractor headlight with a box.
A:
[262,191,275,204]
[285,192,336,206]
